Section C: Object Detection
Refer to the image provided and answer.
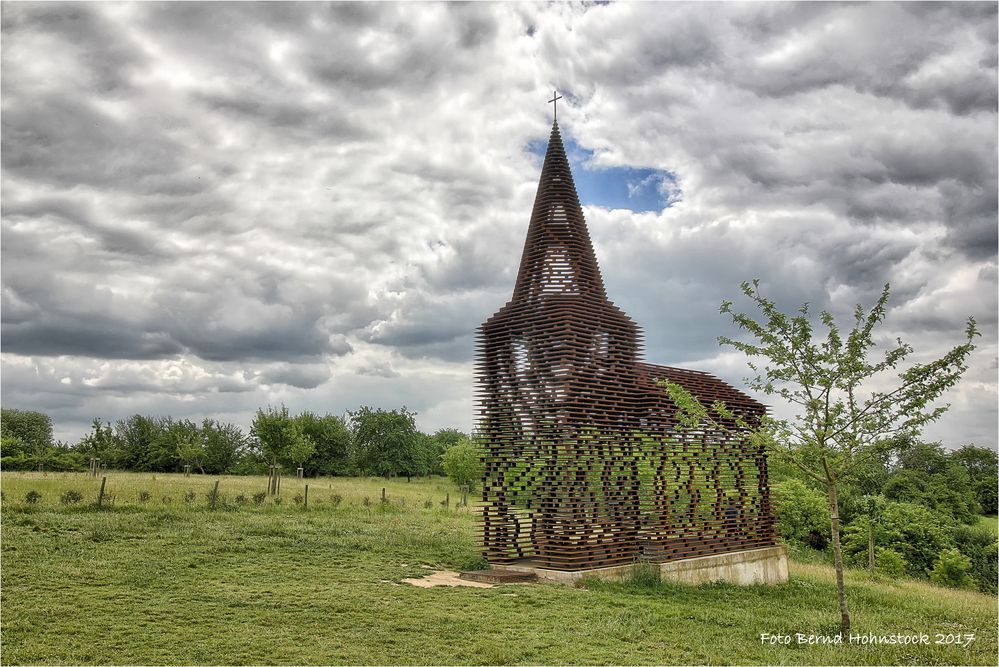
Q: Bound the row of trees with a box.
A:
[0,406,471,480]
[771,441,997,594]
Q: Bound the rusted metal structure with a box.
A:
[476,120,777,571]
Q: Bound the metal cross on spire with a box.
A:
[548,90,563,122]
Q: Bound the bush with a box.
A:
[292,493,304,506]
[138,491,151,504]
[24,490,41,505]
[929,548,975,589]
[252,492,266,506]
[329,493,342,508]
[952,524,998,594]
[60,490,83,505]
[844,501,953,577]
[441,438,484,490]
[234,494,247,505]
[874,548,907,577]
[184,490,196,504]
[771,479,830,544]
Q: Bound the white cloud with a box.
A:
[1,2,995,449]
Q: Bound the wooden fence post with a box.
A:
[461,484,469,507]
[297,466,303,479]
[304,485,309,510]
[381,487,387,504]
[445,492,450,508]
[210,480,220,510]
[97,476,107,509]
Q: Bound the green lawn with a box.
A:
[1,472,996,665]
[976,514,998,536]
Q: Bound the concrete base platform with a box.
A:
[488,545,788,586]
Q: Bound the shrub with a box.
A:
[24,490,41,505]
[138,491,151,504]
[874,548,907,577]
[424,499,433,509]
[771,479,830,544]
[362,497,371,507]
[441,438,484,490]
[844,501,953,577]
[329,493,342,508]
[184,490,196,504]
[952,524,998,594]
[273,497,283,506]
[252,492,266,506]
[60,490,83,505]
[234,494,247,505]
[162,496,173,504]
[929,548,975,589]
[292,493,304,506]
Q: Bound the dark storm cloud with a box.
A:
[0,1,994,447]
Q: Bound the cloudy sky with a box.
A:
[2,1,996,449]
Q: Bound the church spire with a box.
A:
[511,121,607,302]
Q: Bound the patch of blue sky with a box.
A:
[527,135,681,213]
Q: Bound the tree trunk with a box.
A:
[827,481,851,633]
[867,521,875,573]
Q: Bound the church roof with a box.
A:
[639,362,765,415]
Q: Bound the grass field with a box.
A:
[977,514,998,536]
[1,471,996,665]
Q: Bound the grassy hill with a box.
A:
[1,472,995,665]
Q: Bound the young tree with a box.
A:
[349,406,419,478]
[155,418,200,473]
[441,437,484,490]
[716,280,978,632]
[252,405,301,466]
[429,428,468,476]
[77,419,118,461]
[200,419,248,474]
[113,415,163,471]
[295,411,352,476]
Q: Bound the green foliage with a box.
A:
[440,438,484,490]
[952,524,998,594]
[24,490,41,505]
[159,418,201,473]
[60,490,83,505]
[929,548,976,589]
[884,442,980,524]
[844,501,954,577]
[718,280,978,630]
[0,410,83,471]
[296,412,352,476]
[720,281,977,491]
[113,415,165,471]
[873,548,907,577]
[251,405,313,468]
[200,419,248,474]
[951,445,999,515]
[1,409,53,451]
[427,428,468,476]
[349,406,419,478]
[77,419,116,460]
[771,479,830,544]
